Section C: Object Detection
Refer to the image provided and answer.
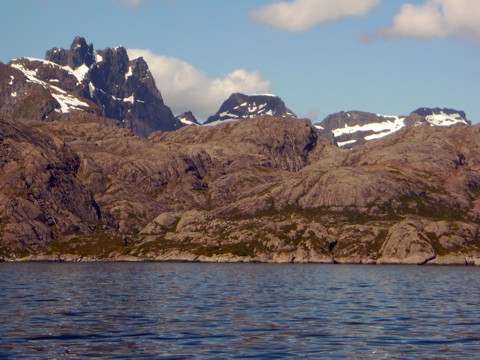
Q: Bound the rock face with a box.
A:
[46,36,96,69]
[205,92,296,124]
[316,108,470,148]
[0,116,100,256]
[1,37,182,137]
[1,113,480,264]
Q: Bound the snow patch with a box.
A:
[365,131,394,141]
[220,111,239,118]
[124,95,135,103]
[11,92,17,97]
[11,62,45,86]
[50,85,67,94]
[178,117,198,126]
[51,93,89,113]
[24,57,59,67]
[234,102,248,110]
[88,82,95,97]
[425,112,467,126]
[125,66,133,79]
[337,139,357,147]
[333,115,405,139]
[95,52,103,63]
[314,124,324,130]
[203,119,240,127]
[9,76,14,85]
[67,63,89,83]
[250,93,277,97]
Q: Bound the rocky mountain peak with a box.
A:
[205,92,296,124]
[130,57,149,79]
[177,111,200,126]
[46,36,95,70]
[2,36,183,137]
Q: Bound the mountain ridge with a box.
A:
[1,36,472,146]
[315,108,469,148]
[2,37,183,137]
[1,37,479,264]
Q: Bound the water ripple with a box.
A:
[1,263,480,358]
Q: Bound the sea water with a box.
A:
[1,263,480,358]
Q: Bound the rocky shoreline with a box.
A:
[3,252,480,266]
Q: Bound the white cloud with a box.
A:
[381,0,480,40]
[127,49,271,120]
[249,0,381,32]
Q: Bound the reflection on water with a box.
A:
[1,263,480,358]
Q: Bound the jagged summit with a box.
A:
[204,92,296,124]
[316,107,469,148]
[46,36,95,69]
[1,36,183,137]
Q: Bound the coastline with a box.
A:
[3,252,480,266]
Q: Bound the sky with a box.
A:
[1,0,479,123]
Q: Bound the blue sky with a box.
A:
[1,0,479,123]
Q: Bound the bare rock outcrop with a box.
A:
[0,117,100,256]
[377,220,436,264]
[2,114,480,264]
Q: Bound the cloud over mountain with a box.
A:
[249,0,381,32]
[127,49,271,119]
[381,0,480,40]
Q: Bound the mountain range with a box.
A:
[316,108,470,148]
[2,37,470,142]
[0,37,478,264]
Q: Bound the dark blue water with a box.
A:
[1,263,480,358]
